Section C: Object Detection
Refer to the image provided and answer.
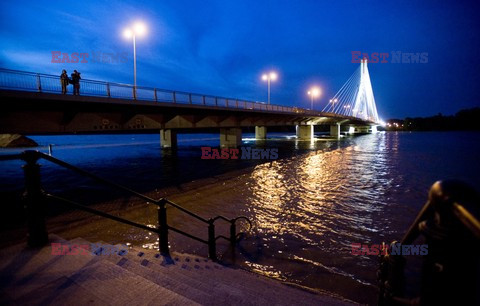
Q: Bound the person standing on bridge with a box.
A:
[71,70,81,95]
[60,70,69,94]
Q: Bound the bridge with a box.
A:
[0,60,381,148]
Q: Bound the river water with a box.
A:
[1,131,479,304]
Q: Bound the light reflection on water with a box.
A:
[2,131,479,304]
[233,132,479,304]
[242,134,393,298]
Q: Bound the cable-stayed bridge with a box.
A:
[323,59,380,123]
[0,64,382,148]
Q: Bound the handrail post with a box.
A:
[158,199,170,256]
[208,219,217,261]
[22,150,48,247]
[154,88,158,102]
[189,93,192,104]
[215,97,218,106]
[173,92,177,103]
[36,74,42,92]
[106,83,111,97]
[133,86,137,100]
[202,95,206,105]
[230,220,236,246]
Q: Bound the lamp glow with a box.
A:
[133,22,147,36]
[261,71,278,104]
[307,86,321,110]
[123,29,133,39]
[122,21,148,97]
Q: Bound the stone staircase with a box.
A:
[0,235,354,305]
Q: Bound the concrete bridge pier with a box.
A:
[346,125,378,134]
[330,123,341,139]
[255,126,267,140]
[350,126,370,134]
[160,129,177,148]
[220,128,242,148]
[296,125,313,140]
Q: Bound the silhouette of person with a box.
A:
[60,69,69,94]
[71,70,81,95]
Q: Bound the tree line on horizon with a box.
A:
[387,107,480,131]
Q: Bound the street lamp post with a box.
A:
[261,71,277,104]
[123,22,147,98]
[307,87,321,110]
[329,98,338,111]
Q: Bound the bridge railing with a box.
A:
[0,68,317,115]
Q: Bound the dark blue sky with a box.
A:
[1,0,479,119]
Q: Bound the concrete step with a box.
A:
[0,234,98,301]
[127,246,305,305]
[13,276,108,306]
[67,259,200,305]
[132,247,351,305]
[110,245,265,305]
[1,235,352,305]
[70,238,214,305]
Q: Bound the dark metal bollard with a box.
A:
[208,219,217,261]
[22,150,48,247]
[378,180,480,305]
[417,180,480,306]
[230,220,236,246]
[378,242,406,306]
[158,199,170,256]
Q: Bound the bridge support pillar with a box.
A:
[330,123,341,138]
[160,129,177,148]
[371,125,378,133]
[255,126,267,140]
[296,125,313,140]
[350,126,370,134]
[220,128,242,148]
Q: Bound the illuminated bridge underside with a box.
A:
[0,91,370,134]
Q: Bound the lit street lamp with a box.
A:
[329,98,338,111]
[123,22,147,97]
[307,87,321,110]
[261,71,277,104]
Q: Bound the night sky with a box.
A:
[1,0,479,119]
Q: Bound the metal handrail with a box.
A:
[45,193,160,234]
[0,67,320,115]
[1,150,253,260]
[38,151,244,229]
